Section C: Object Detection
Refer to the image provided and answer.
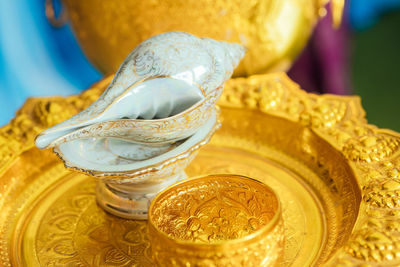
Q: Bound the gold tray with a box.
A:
[1,73,399,266]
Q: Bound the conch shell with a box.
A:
[34,32,245,218]
[35,32,245,149]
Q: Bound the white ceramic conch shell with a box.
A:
[34,32,245,219]
[35,32,245,149]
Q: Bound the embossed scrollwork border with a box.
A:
[1,73,399,265]
[221,74,400,266]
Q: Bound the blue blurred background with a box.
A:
[0,0,400,130]
[0,0,101,126]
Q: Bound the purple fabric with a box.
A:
[288,4,351,95]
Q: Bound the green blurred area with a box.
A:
[352,11,400,132]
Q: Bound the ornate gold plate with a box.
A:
[1,73,400,266]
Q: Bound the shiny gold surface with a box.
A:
[60,0,341,76]
[1,73,399,266]
[148,175,284,266]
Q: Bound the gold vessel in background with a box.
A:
[58,0,343,76]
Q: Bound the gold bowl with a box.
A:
[148,174,284,267]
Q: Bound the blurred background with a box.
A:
[0,0,399,130]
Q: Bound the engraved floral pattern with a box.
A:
[35,179,153,267]
[151,178,278,243]
[149,176,284,266]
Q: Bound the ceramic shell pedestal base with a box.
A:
[96,172,186,220]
